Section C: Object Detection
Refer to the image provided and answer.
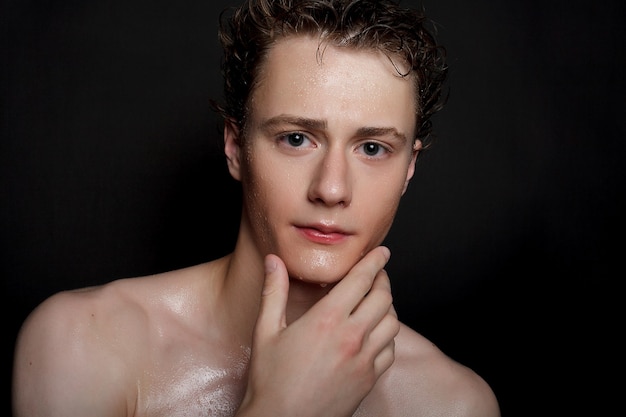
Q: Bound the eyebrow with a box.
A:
[259,115,327,132]
[356,126,408,144]
[259,114,408,143]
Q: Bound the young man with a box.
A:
[12,0,500,416]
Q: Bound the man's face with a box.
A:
[227,36,419,284]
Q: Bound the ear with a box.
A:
[401,139,422,195]
[224,119,243,181]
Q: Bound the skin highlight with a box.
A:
[12,2,501,416]
[226,36,419,286]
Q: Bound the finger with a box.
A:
[364,308,399,377]
[326,246,391,315]
[349,270,393,330]
[372,331,396,377]
[388,302,398,320]
[359,270,400,371]
[254,254,289,339]
[366,310,400,354]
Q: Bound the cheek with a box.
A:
[369,194,403,240]
[246,155,299,207]
[242,154,299,241]
[356,176,406,246]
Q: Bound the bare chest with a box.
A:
[133,346,250,417]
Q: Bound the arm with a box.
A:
[237,246,399,417]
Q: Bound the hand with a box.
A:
[237,246,399,417]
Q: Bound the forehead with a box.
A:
[249,36,417,134]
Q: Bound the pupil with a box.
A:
[365,143,378,155]
[289,133,304,146]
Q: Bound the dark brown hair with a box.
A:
[211,0,448,145]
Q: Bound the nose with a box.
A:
[307,146,352,207]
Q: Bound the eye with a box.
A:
[358,141,390,158]
[279,132,313,148]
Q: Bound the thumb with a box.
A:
[255,254,289,338]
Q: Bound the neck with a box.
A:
[221,227,337,336]
[284,278,334,324]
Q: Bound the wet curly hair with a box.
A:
[211,0,448,146]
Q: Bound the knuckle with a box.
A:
[339,329,364,357]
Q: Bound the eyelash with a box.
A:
[277,132,392,159]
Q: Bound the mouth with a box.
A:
[295,223,352,245]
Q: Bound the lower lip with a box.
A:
[297,227,348,244]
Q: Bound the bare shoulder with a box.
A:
[12,279,140,415]
[12,262,218,417]
[357,323,501,417]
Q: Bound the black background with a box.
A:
[2,0,624,415]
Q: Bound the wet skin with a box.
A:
[12,34,500,417]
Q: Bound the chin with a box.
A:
[289,269,346,285]
[286,249,355,284]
